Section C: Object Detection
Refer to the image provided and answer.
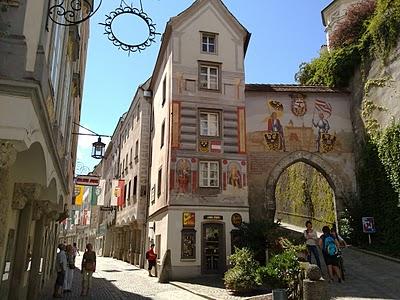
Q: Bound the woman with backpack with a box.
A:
[319,226,342,283]
[81,243,96,296]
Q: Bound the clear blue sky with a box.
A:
[77,0,332,171]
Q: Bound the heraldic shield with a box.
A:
[264,131,283,151]
[320,133,336,153]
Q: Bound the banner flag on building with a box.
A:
[74,185,84,206]
[111,180,119,206]
[91,186,99,206]
[83,186,90,204]
[117,179,125,207]
[74,210,80,225]
[97,179,106,206]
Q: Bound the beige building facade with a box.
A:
[147,0,250,278]
[0,0,89,299]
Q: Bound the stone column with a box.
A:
[9,183,42,300]
[27,202,45,299]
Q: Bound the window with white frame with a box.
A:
[200,111,219,136]
[201,33,216,53]
[199,64,219,90]
[199,161,219,188]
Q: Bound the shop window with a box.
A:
[181,229,196,259]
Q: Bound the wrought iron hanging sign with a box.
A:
[47,0,102,27]
[100,0,160,55]
[46,0,160,54]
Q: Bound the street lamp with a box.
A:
[72,122,110,159]
[92,137,106,159]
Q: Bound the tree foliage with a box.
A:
[329,0,376,49]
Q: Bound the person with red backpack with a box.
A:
[146,244,157,277]
[319,226,342,283]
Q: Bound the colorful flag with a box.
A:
[74,210,80,225]
[117,180,125,207]
[111,180,119,206]
[74,185,84,206]
[91,186,99,206]
[83,186,90,204]
[97,179,106,206]
[314,99,332,117]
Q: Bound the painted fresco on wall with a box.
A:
[264,100,285,151]
[247,94,352,154]
[223,160,248,196]
[176,159,191,193]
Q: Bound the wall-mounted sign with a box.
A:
[204,215,223,221]
[183,212,195,227]
[231,213,243,227]
[362,217,376,234]
[100,207,114,212]
[75,175,100,186]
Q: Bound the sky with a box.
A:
[77,0,332,172]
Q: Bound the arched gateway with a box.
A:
[245,85,357,224]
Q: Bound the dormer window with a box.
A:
[201,32,217,54]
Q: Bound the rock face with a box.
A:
[158,249,171,283]
[303,279,328,300]
[306,264,322,281]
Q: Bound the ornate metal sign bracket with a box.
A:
[46,0,160,54]
[46,0,102,29]
[100,0,161,55]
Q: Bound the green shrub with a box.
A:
[257,249,301,293]
[224,248,261,292]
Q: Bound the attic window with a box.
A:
[201,32,217,54]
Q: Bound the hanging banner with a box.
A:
[74,210,80,225]
[91,186,100,206]
[74,185,84,206]
[83,186,90,205]
[111,180,119,206]
[97,179,106,206]
[117,179,125,207]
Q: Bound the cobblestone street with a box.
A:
[41,248,400,300]
[327,247,400,300]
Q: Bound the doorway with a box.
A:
[202,223,225,274]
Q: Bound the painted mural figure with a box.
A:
[228,163,241,188]
[177,159,191,193]
[312,112,330,152]
[266,112,286,151]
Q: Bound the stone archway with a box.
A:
[265,151,347,222]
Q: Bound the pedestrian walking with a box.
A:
[73,242,80,257]
[81,243,96,296]
[319,225,342,283]
[64,244,75,293]
[146,243,157,277]
[53,244,67,298]
[304,220,322,269]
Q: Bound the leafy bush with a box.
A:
[368,0,400,61]
[329,0,376,49]
[257,249,301,293]
[224,248,261,292]
[296,0,400,87]
[236,220,281,264]
[295,45,361,87]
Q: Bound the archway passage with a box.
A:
[275,162,336,231]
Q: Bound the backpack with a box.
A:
[324,236,338,256]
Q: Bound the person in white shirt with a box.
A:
[54,244,67,298]
[304,221,321,269]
